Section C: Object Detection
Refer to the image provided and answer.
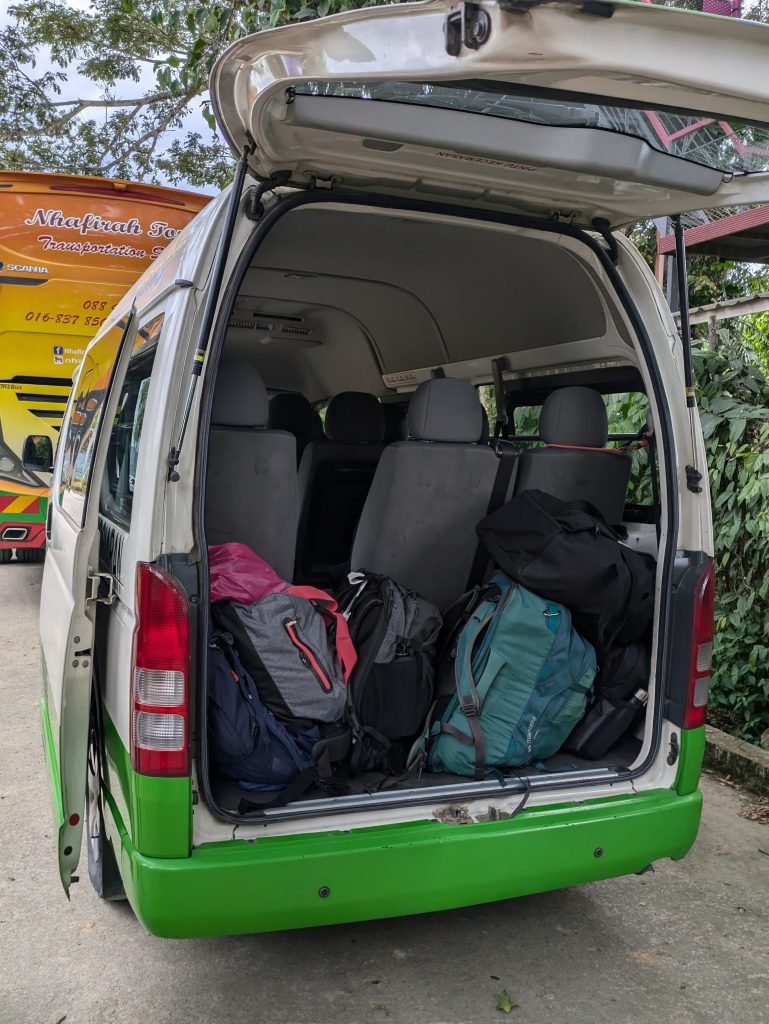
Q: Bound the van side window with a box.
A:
[56,317,130,527]
[604,392,652,508]
[100,313,163,528]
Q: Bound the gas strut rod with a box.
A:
[168,142,254,481]
[673,215,704,494]
[672,215,696,410]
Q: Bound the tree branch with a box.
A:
[50,91,177,112]
[98,94,192,174]
[0,42,59,112]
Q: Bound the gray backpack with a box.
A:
[212,585,356,725]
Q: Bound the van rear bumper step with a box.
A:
[109,788,701,939]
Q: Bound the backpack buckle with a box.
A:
[461,695,479,717]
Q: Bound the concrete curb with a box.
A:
[703,725,769,797]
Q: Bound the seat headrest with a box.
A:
[408,378,483,444]
[382,403,408,443]
[326,391,385,443]
[539,386,608,448]
[212,359,269,428]
[269,393,317,441]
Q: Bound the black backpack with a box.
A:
[336,572,442,773]
[564,640,650,759]
[476,489,655,651]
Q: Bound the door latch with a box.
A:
[87,571,115,606]
[445,2,492,57]
[667,732,680,766]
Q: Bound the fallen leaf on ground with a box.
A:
[79,921,96,930]
[630,950,661,964]
[497,990,518,1013]
[740,799,769,824]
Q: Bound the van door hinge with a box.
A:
[667,732,680,766]
[445,2,492,57]
[87,571,116,606]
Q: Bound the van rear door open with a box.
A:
[211,0,769,226]
[40,313,134,893]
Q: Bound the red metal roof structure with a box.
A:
[658,206,769,263]
[648,0,769,263]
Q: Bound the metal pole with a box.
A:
[672,215,696,409]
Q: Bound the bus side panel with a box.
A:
[0,175,209,552]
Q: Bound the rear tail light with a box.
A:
[684,559,715,729]
[131,563,190,776]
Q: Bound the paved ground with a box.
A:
[1,562,768,1024]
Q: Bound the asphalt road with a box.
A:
[1,561,768,1024]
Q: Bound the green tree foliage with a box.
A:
[631,223,769,743]
[697,339,769,743]
[0,0,391,187]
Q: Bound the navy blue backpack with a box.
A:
[208,630,342,810]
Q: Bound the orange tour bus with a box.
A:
[0,171,209,561]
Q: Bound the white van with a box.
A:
[30,1,769,938]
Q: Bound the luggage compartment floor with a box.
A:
[210,735,643,815]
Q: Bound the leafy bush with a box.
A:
[696,341,769,743]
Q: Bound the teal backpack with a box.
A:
[425,572,596,779]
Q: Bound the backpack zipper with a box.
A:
[283,618,334,693]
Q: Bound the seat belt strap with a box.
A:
[467,450,517,587]
[491,356,509,438]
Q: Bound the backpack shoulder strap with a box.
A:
[286,585,357,682]
[444,596,500,780]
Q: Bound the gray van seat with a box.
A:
[295,391,386,583]
[205,360,297,580]
[513,386,631,525]
[269,392,324,466]
[351,378,498,611]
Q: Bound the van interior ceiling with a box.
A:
[200,199,662,821]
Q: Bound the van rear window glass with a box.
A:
[100,314,162,528]
[507,391,652,506]
[294,81,769,176]
[56,317,129,527]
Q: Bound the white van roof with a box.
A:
[211,0,769,227]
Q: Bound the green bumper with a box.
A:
[106,787,702,939]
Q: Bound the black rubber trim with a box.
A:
[193,187,684,824]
